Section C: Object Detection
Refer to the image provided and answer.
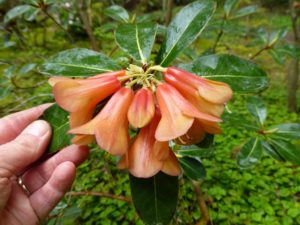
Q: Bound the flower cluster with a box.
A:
[49,66,232,178]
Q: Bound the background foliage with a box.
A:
[0,0,300,224]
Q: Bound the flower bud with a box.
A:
[127,88,155,128]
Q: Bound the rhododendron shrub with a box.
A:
[39,1,276,224]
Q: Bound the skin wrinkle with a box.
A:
[1,208,24,225]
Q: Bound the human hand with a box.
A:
[0,104,89,225]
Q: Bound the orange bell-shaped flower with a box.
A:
[127,88,155,129]
[49,72,124,146]
[50,75,121,112]
[164,73,225,117]
[155,83,221,142]
[127,108,169,178]
[165,67,232,104]
[69,87,134,155]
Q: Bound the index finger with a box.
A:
[0,103,53,144]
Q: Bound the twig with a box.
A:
[249,45,270,60]
[66,191,132,203]
[192,181,210,225]
[77,0,99,50]
[109,45,119,57]
[165,0,174,25]
[212,19,225,52]
[212,29,224,53]
[41,9,74,43]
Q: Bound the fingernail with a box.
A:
[24,120,50,137]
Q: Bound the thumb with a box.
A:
[0,120,51,176]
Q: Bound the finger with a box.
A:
[0,120,51,176]
[22,145,89,193]
[29,161,76,220]
[0,103,52,144]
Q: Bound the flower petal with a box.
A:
[153,141,169,161]
[166,67,232,104]
[199,120,222,134]
[162,83,221,122]
[164,73,224,117]
[127,88,155,128]
[161,151,181,176]
[197,79,233,104]
[128,108,167,178]
[155,84,194,141]
[72,135,95,145]
[175,120,205,145]
[71,88,134,155]
[87,70,126,79]
[48,77,72,86]
[53,76,120,112]
[69,105,95,128]
[117,153,128,170]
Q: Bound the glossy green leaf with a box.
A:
[269,29,287,46]
[23,0,38,5]
[104,5,129,23]
[256,28,269,44]
[179,157,206,181]
[246,96,267,126]
[261,141,284,161]
[4,5,34,23]
[130,172,178,225]
[222,112,260,131]
[231,5,257,19]
[156,0,216,66]
[39,48,120,77]
[224,0,239,17]
[177,145,214,158]
[115,23,157,63]
[269,139,300,165]
[269,123,300,140]
[237,138,263,168]
[18,63,37,75]
[179,54,269,93]
[24,7,40,21]
[278,44,300,59]
[41,104,72,153]
[182,48,198,60]
[269,49,285,65]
